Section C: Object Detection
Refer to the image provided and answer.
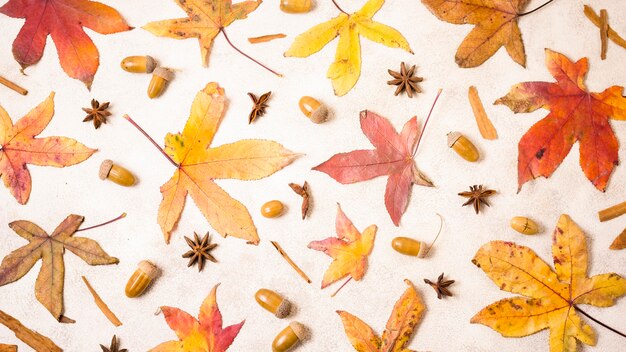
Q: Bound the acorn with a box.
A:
[272,322,309,352]
[125,260,160,298]
[510,216,539,235]
[447,132,479,162]
[255,289,291,318]
[298,96,328,124]
[391,237,427,257]
[120,55,157,73]
[99,159,136,187]
[261,200,285,218]
[148,67,174,99]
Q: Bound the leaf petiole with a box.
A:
[574,305,626,339]
[413,88,443,157]
[330,277,352,297]
[123,114,179,168]
[75,213,126,232]
[220,29,283,77]
[331,0,348,14]
[517,0,554,17]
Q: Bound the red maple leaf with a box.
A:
[496,49,626,192]
[0,0,132,88]
[313,110,433,226]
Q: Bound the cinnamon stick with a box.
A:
[0,76,27,95]
[248,33,286,44]
[584,5,626,50]
[598,200,626,222]
[468,86,497,140]
[600,9,608,60]
[81,276,122,327]
[270,241,311,283]
[0,344,17,352]
[0,310,62,352]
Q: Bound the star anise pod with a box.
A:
[100,335,127,352]
[458,184,496,214]
[387,62,423,98]
[424,273,455,299]
[248,91,271,123]
[182,232,217,271]
[82,99,111,129]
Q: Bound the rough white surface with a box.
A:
[0,0,625,351]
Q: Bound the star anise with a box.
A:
[458,184,496,214]
[424,273,455,299]
[387,62,423,98]
[82,99,111,129]
[100,335,127,352]
[182,232,217,271]
[248,91,271,123]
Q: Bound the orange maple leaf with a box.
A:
[150,284,244,352]
[0,0,132,88]
[125,83,298,244]
[308,204,377,289]
[0,93,96,204]
[496,49,626,192]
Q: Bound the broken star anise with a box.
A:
[248,91,271,123]
[183,232,217,272]
[458,184,496,214]
[100,335,127,352]
[424,273,455,299]
[387,62,423,98]
[82,99,111,129]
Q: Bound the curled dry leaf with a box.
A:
[496,49,626,192]
[337,279,425,351]
[0,215,118,321]
[308,204,376,289]
[285,0,413,96]
[289,181,310,219]
[472,214,626,352]
[468,86,497,140]
[0,93,96,204]
[149,284,244,352]
[0,0,131,88]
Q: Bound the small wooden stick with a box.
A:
[584,5,626,50]
[82,276,123,327]
[0,310,62,352]
[0,76,27,95]
[468,86,497,140]
[598,200,626,222]
[270,241,312,283]
[600,9,608,60]
[0,344,17,352]
[248,33,286,44]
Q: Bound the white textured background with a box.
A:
[1,0,626,351]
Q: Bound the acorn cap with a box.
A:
[275,299,291,319]
[99,159,113,180]
[153,67,174,81]
[447,132,461,148]
[310,104,329,124]
[145,55,157,73]
[289,321,310,341]
[138,260,160,279]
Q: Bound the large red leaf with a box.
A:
[496,49,626,192]
[313,111,433,226]
[0,0,132,88]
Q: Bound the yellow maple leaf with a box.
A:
[472,214,626,352]
[285,0,413,96]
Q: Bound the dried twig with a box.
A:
[0,76,27,95]
[270,241,312,283]
[248,33,286,44]
[600,9,608,60]
[598,200,626,222]
[0,310,62,352]
[82,276,123,327]
[468,86,497,140]
[584,5,626,51]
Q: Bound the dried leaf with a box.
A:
[313,110,433,226]
[337,279,425,351]
[0,310,61,352]
[156,83,298,244]
[285,0,412,96]
[149,284,244,352]
[468,86,497,140]
[421,0,528,68]
[289,181,310,219]
[0,215,118,321]
[496,49,626,192]
[0,93,96,204]
[610,229,626,250]
[0,0,131,88]
[472,214,626,352]
[308,204,377,289]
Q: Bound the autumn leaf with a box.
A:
[125,83,298,244]
[421,0,530,68]
[313,110,433,226]
[0,0,131,88]
[496,49,626,192]
[0,215,119,322]
[143,0,280,75]
[337,279,425,351]
[285,0,412,96]
[471,214,626,352]
[308,204,377,289]
[150,284,244,352]
[0,93,96,204]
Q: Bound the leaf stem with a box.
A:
[123,114,179,168]
[76,213,126,232]
[422,213,444,257]
[220,29,283,77]
[574,305,626,339]
[413,88,443,157]
[331,277,352,297]
[517,0,554,17]
[331,0,348,14]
